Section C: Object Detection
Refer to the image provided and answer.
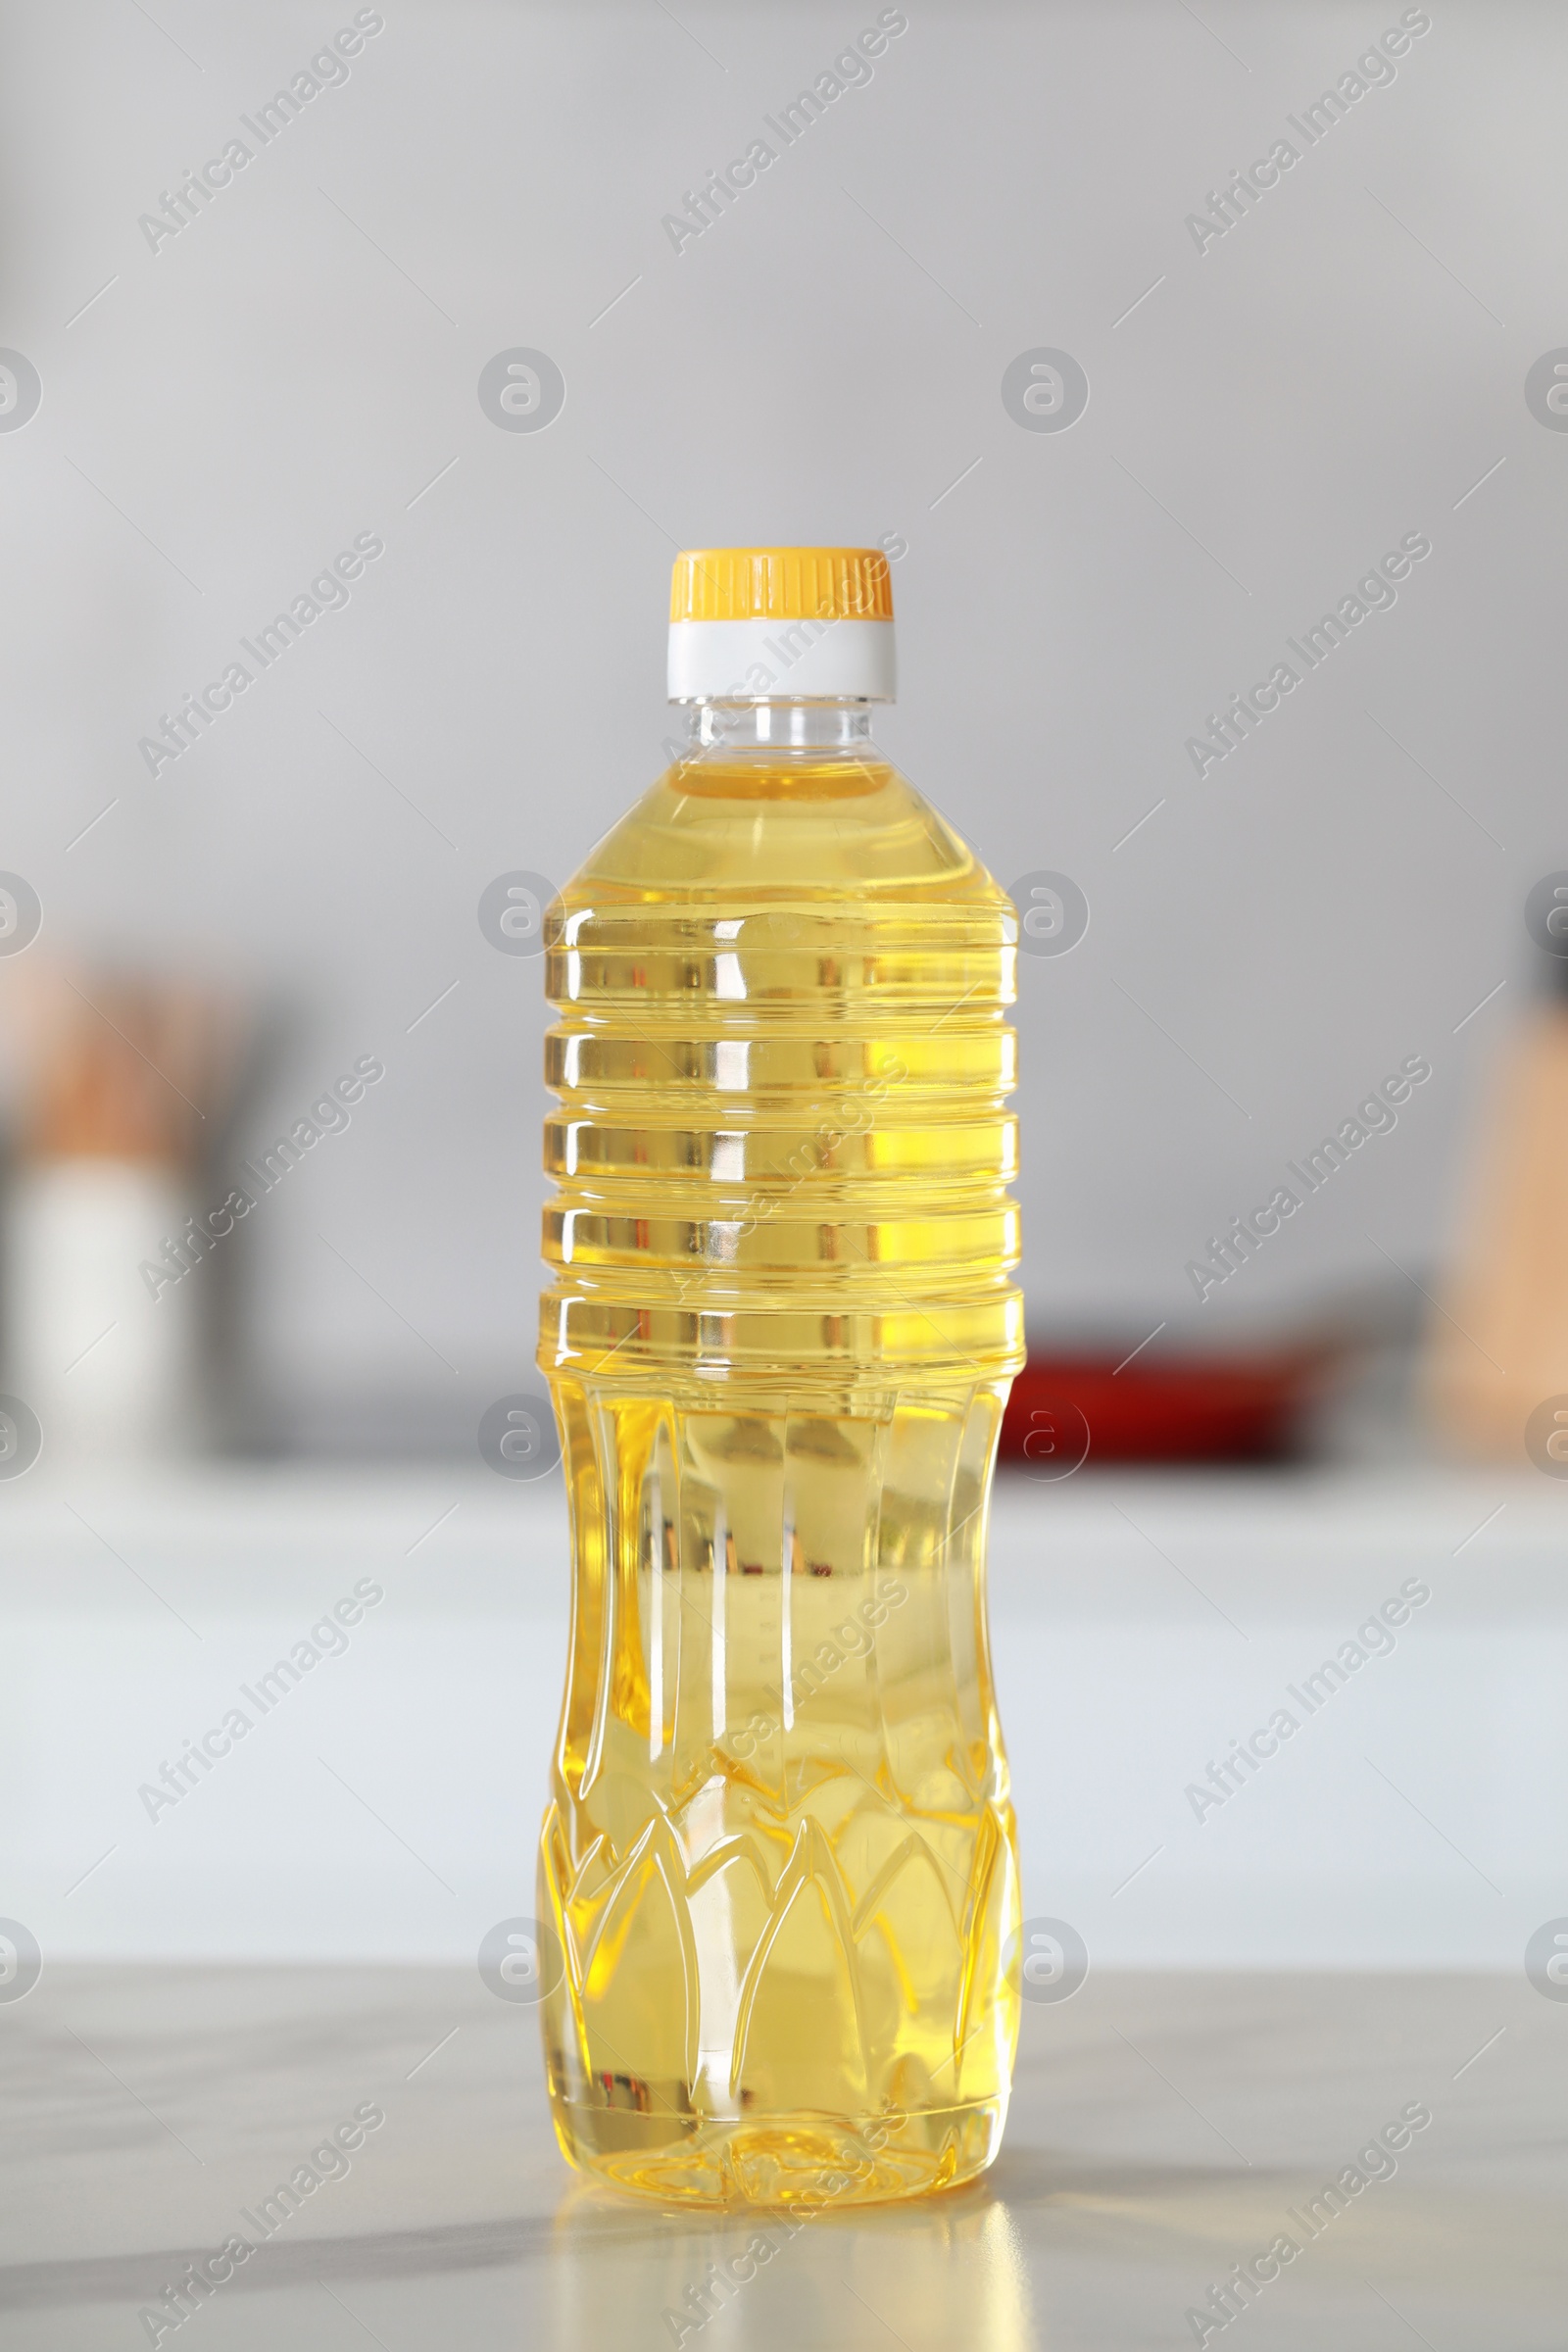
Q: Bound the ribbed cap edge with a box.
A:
[671,547,894,623]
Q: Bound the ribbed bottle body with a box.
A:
[536,740,1025,2204]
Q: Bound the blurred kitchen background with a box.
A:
[1,1,1564,1976]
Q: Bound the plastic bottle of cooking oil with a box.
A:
[536,546,1024,2207]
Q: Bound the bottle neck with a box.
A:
[683,701,878,753]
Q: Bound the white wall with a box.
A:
[0,2,1560,1426]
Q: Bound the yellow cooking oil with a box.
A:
[536,548,1025,2206]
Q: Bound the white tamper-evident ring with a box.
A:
[667,617,896,702]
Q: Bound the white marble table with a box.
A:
[2,1961,1559,2348]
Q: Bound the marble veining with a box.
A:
[0,1963,1559,2347]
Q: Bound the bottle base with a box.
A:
[549,2094,1006,2208]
